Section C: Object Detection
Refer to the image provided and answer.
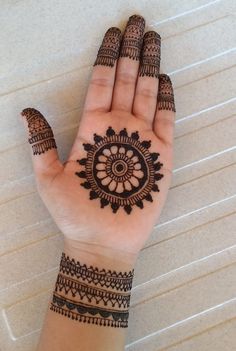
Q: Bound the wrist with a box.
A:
[63,237,137,272]
[51,247,134,328]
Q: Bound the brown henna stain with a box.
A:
[157,74,176,112]
[94,27,122,67]
[21,108,57,155]
[120,15,145,61]
[50,252,134,328]
[139,31,161,78]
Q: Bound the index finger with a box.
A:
[83,27,122,113]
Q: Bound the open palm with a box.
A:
[22,15,175,264]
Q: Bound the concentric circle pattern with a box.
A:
[75,127,163,214]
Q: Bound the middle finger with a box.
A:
[112,15,145,113]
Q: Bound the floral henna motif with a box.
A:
[21,108,57,155]
[139,31,161,78]
[75,127,163,214]
[94,27,122,67]
[158,74,176,112]
[120,15,145,60]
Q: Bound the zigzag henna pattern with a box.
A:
[94,27,122,67]
[60,253,134,292]
[55,273,131,308]
[50,253,133,328]
[158,74,176,112]
[139,31,161,78]
[75,127,163,214]
[51,293,129,328]
[21,108,57,155]
[120,15,145,60]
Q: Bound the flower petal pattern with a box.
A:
[76,127,163,214]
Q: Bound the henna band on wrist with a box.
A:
[50,253,134,328]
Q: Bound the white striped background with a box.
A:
[0,0,236,350]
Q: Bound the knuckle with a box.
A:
[90,77,113,88]
[116,72,136,86]
[136,88,157,99]
[164,140,174,150]
[157,116,175,128]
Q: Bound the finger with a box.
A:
[83,27,122,113]
[112,15,145,112]
[133,31,161,124]
[21,108,63,179]
[154,74,176,145]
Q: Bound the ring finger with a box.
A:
[133,31,161,125]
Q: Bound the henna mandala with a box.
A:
[75,127,163,214]
[139,31,161,78]
[94,27,122,67]
[158,74,176,112]
[120,15,145,60]
[21,108,57,155]
[60,253,134,291]
[50,253,133,328]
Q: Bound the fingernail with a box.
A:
[94,27,122,67]
[139,31,161,78]
[158,74,176,112]
[120,15,145,60]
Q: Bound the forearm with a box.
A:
[37,242,135,351]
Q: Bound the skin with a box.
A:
[21,14,175,351]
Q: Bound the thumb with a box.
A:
[21,107,63,182]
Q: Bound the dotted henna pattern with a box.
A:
[158,74,176,112]
[120,15,145,60]
[51,293,129,328]
[139,31,161,78]
[59,252,134,291]
[55,274,131,308]
[94,27,122,67]
[75,127,163,214]
[21,108,57,155]
[50,253,133,328]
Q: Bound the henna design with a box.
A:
[55,274,131,308]
[21,108,57,155]
[60,253,134,292]
[50,253,133,328]
[120,15,145,60]
[94,27,122,67]
[139,31,161,78]
[158,74,176,112]
[50,293,129,327]
[75,127,163,214]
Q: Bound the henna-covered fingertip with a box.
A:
[157,74,176,112]
[119,14,145,61]
[21,107,37,117]
[139,31,161,78]
[21,107,57,155]
[94,27,122,67]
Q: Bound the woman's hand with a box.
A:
[21,15,175,267]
